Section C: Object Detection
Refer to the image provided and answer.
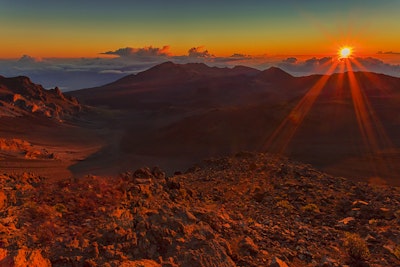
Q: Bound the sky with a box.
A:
[1,0,400,90]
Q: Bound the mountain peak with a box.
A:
[256,67,293,82]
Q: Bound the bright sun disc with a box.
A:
[339,47,352,58]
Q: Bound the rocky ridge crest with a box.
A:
[0,75,82,119]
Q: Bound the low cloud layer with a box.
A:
[278,56,400,77]
[101,46,171,60]
[0,45,399,91]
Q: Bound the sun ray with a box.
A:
[345,59,395,180]
[334,62,346,99]
[346,59,394,149]
[264,61,339,154]
[351,58,392,95]
[346,60,378,152]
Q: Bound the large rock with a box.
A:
[0,191,6,210]
[238,236,259,256]
[4,248,51,267]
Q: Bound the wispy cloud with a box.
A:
[278,56,400,77]
[377,51,400,55]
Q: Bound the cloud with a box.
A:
[17,55,40,64]
[230,53,249,58]
[352,57,400,76]
[277,56,400,77]
[278,57,334,74]
[304,57,333,66]
[98,70,125,74]
[1,46,400,92]
[101,46,171,59]
[282,57,297,64]
[187,46,213,58]
[377,51,400,55]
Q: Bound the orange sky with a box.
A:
[1,1,400,60]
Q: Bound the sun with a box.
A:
[339,47,352,59]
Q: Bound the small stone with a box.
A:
[379,208,393,220]
[319,256,338,267]
[239,236,259,256]
[134,178,152,185]
[348,208,361,217]
[152,167,166,179]
[338,217,355,225]
[352,200,369,207]
[270,256,289,267]
[133,167,153,178]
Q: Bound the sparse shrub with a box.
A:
[368,219,379,226]
[393,245,400,260]
[394,209,400,219]
[275,200,294,210]
[301,203,320,213]
[344,232,370,261]
[54,203,66,213]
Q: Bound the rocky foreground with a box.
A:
[0,153,399,266]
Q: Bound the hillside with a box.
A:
[0,153,399,266]
[0,75,104,179]
[0,75,82,119]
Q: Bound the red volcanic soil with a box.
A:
[1,153,399,266]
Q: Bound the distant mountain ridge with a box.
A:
[67,62,400,185]
[69,62,303,109]
[70,61,400,109]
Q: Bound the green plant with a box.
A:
[54,203,66,213]
[394,209,400,219]
[344,232,370,261]
[393,245,400,260]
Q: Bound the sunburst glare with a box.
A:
[339,46,352,59]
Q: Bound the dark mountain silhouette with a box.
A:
[68,62,400,185]
[70,62,265,109]
[256,66,294,82]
